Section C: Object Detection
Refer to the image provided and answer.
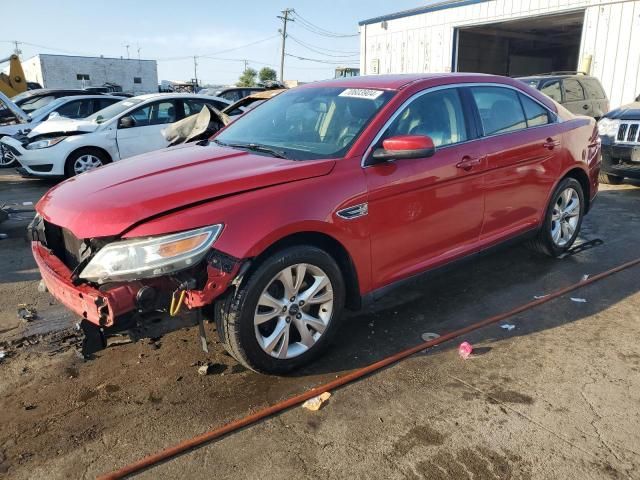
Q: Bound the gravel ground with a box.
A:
[1,169,639,479]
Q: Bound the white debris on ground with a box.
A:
[302,392,331,411]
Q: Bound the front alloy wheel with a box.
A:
[73,154,104,175]
[215,246,345,373]
[255,263,334,359]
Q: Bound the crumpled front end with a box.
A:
[29,214,243,338]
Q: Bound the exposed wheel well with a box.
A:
[563,168,591,212]
[250,232,362,310]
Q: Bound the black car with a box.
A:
[597,99,640,185]
[0,88,99,122]
[212,87,265,103]
[518,72,609,120]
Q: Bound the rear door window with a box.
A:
[539,81,562,102]
[470,87,527,136]
[519,94,550,127]
[581,79,606,100]
[563,79,585,101]
[54,99,92,119]
[539,80,562,102]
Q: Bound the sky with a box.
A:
[2,0,425,86]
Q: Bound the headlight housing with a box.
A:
[79,225,223,284]
[26,137,67,150]
[597,118,620,137]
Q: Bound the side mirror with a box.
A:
[371,135,435,163]
[47,111,60,120]
[119,116,136,129]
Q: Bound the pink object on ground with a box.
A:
[458,342,473,359]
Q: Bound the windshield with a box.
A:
[19,95,56,114]
[11,91,33,103]
[214,87,394,160]
[28,97,66,119]
[86,98,144,124]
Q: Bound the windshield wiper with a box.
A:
[214,140,288,159]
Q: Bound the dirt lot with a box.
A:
[1,168,639,479]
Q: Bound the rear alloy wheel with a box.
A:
[598,172,624,185]
[527,177,585,257]
[64,148,109,178]
[216,246,345,373]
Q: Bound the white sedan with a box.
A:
[0,93,230,178]
[0,94,123,167]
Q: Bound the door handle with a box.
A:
[582,104,589,110]
[456,155,483,171]
[543,138,561,150]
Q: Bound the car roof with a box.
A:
[132,93,231,102]
[297,73,514,91]
[20,88,91,97]
[518,74,598,81]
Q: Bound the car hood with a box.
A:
[605,102,640,120]
[29,118,99,136]
[37,144,336,238]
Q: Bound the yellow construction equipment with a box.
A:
[0,54,27,97]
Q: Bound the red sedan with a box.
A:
[31,73,601,373]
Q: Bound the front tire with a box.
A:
[527,177,585,257]
[216,245,345,374]
[64,148,109,178]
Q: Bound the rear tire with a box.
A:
[216,245,345,374]
[64,148,110,178]
[598,172,624,185]
[527,177,585,257]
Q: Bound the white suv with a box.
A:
[0,93,230,178]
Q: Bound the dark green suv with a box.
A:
[518,72,609,120]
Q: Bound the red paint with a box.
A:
[33,73,601,327]
[382,134,434,152]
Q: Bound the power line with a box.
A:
[287,35,358,55]
[155,35,280,61]
[291,11,358,38]
[284,53,359,65]
[287,35,359,58]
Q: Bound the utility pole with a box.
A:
[243,59,248,71]
[137,45,141,60]
[124,44,130,59]
[193,56,198,89]
[13,40,21,55]
[277,8,294,82]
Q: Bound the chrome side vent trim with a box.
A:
[337,203,368,220]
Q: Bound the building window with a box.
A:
[76,74,90,81]
[133,77,142,84]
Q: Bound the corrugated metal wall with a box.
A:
[360,0,640,107]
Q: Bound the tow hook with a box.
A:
[170,278,209,354]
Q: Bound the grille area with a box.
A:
[616,121,640,144]
[43,220,84,270]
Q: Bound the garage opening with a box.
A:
[455,11,584,76]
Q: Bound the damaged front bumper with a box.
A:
[32,240,243,329]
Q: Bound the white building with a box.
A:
[20,54,158,94]
[359,0,640,108]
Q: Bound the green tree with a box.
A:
[258,67,278,83]
[237,68,257,87]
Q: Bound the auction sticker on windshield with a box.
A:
[339,89,384,100]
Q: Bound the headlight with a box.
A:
[26,137,67,150]
[79,225,223,284]
[597,118,620,137]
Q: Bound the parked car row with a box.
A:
[0,93,231,175]
[27,73,602,372]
